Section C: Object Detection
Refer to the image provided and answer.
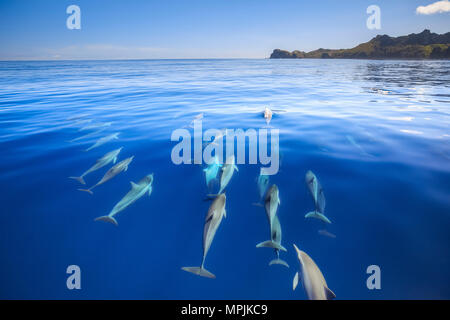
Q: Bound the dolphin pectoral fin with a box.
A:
[293,272,299,291]
[78,188,93,195]
[124,165,129,172]
[256,240,287,252]
[223,209,226,218]
[269,259,289,268]
[181,266,216,279]
[130,181,139,189]
[69,176,86,185]
[148,187,153,197]
[278,197,281,205]
[113,156,117,164]
[324,287,336,300]
[234,165,239,172]
[305,211,332,224]
[94,216,118,226]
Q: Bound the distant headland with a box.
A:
[270,29,450,60]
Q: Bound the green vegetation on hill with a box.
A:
[270,30,450,59]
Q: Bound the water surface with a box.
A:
[0,59,449,299]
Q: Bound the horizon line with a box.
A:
[0,57,271,62]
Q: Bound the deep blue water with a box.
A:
[0,59,449,299]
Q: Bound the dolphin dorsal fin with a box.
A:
[130,182,139,189]
[324,286,336,300]
[293,272,299,291]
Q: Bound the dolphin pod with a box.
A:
[78,156,134,195]
[182,194,227,279]
[95,173,154,226]
[292,244,336,300]
[304,170,331,224]
[66,110,337,297]
[69,147,123,185]
[85,132,120,152]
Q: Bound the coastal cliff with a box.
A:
[270,30,450,59]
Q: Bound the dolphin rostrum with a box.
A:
[78,156,134,195]
[204,156,222,189]
[69,147,123,185]
[305,170,331,224]
[95,173,154,226]
[218,155,238,194]
[256,184,286,252]
[292,244,336,300]
[85,132,120,152]
[182,193,227,279]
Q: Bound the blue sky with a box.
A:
[0,0,448,59]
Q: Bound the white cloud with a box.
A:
[416,0,450,15]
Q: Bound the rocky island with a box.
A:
[270,29,450,59]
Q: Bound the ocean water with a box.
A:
[0,59,449,300]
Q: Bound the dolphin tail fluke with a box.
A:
[325,286,336,300]
[181,266,216,279]
[256,240,287,252]
[69,176,86,185]
[94,216,118,226]
[269,258,289,268]
[305,211,332,224]
[78,188,93,195]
